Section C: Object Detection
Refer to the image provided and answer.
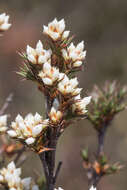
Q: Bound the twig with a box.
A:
[40,95,61,190]
[87,125,108,190]
[39,152,49,182]
[97,126,107,156]
[0,93,13,115]
[53,161,62,184]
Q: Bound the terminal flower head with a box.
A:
[62,41,86,68]
[0,115,8,133]
[72,95,91,115]
[26,40,52,64]
[8,113,49,145]
[38,61,60,86]
[43,18,70,41]
[0,13,11,32]
[49,107,63,124]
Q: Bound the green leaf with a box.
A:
[81,148,88,161]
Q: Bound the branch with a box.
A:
[97,124,108,157]
[86,125,109,190]
[0,93,13,115]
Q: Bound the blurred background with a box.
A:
[0,0,127,189]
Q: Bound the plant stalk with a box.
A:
[39,95,61,190]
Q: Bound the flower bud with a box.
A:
[49,107,63,124]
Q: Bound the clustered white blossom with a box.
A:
[0,13,11,31]
[58,75,82,96]
[0,161,39,190]
[62,41,86,68]
[43,18,70,41]
[0,115,8,133]
[38,61,60,86]
[26,40,52,65]
[25,18,91,117]
[7,113,48,145]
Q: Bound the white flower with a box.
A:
[0,13,11,31]
[38,61,60,86]
[0,115,8,133]
[43,18,70,41]
[0,175,4,181]
[22,177,32,190]
[49,107,63,123]
[54,187,64,190]
[89,186,96,190]
[22,177,39,190]
[26,40,52,64]
[0,161,22,189]
[72,96,91,115]
[8,113,49,145]
[25,137,35,145]
[7,130,17,137]
[0,161,39,190]
[58,75,81,96]
[10,188,17,190]
[62,41,86,68]
[73,60,82,67]
[7,161,16,170]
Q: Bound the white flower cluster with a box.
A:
[25,18,91,117]
[0,13,11,31]
[7,113,48,145]
[26,40,52,65]
[26,18,86,68]
[38,61,60,86]
[62,41,86,68]
[0,161,39,190]
[0,115,8,133]
[58,75,81,96]
[26,18,85,84]
[43,18,70,41]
